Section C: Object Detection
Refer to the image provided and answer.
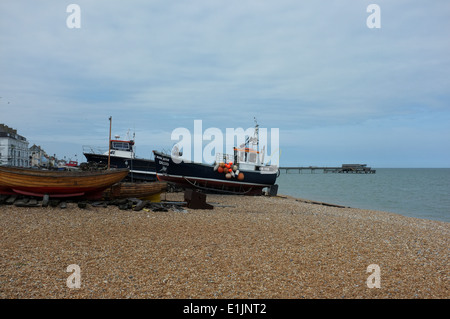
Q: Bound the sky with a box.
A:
[1,0,449,167]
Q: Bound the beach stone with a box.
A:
[5,195,17,205]
[0,194,9,204]
[77,201,87,209]
[14,198,29,207]
[49,200,60,207]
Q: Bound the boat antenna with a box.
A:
[108,116,112,170]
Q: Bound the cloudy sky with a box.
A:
[1,0,449,167]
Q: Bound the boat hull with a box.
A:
[0,166,129,199]
[102,181,168,200]
[153,151,278,195]
[83,153,157,182]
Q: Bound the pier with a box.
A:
[279,164,376,174]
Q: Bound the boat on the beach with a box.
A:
[153,121,279,195]
[83,133,156,182]
[0,166,129,199]
[102,181,168,200]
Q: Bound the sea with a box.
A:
[277,168,450,223]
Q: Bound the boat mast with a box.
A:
[108,116,112,170]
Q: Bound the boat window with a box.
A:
[112,142,131,151]
[248,152,257,163]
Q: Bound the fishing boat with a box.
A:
[0,166,129,199]
[83,132,156,182]
[153,121,279,195]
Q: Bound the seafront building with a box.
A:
[0,124,30,167]
[29,144,54,168]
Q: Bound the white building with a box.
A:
[0,124,30,167]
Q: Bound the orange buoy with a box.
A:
[237,172,244,180]
[218,166,224,173]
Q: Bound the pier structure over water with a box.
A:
[279,164,376,174]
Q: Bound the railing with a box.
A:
[215,153,234,164]
[82,145,108,155]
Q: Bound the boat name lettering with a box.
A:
[259,165,278,174]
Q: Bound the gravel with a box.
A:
[1,193,448,299]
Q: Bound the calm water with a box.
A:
[277,168,450,223]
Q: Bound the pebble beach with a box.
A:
[1,192,448,299]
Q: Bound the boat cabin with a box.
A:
[110,140,134,152]
[66,160,78,167]
[213,147,264,172]
[233,147,263,171]
[106,139,135,159]
[234,147,259,165]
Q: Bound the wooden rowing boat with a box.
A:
[102,181,168,200]
[0,166,129,199]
